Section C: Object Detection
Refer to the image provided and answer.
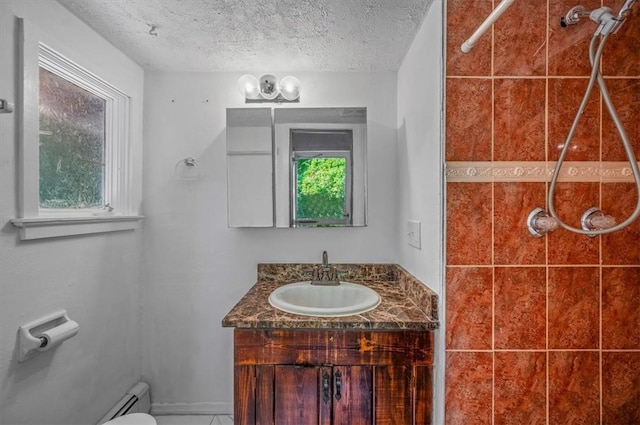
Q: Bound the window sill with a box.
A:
[11,215,144,240]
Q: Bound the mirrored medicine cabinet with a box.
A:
[226,107,367,228]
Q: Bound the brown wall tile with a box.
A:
[494,351,546,425]
[601,79,640,161]
[446,78,493,161]
[547,182,600,265]
[494,79,546,161]
[601,183,640,265]
[602,267,640,349]
[494,267,546,349]
[548,267,600,349]
[549,351,600,425]
[446,0,492,77]
[602,6,640,77]
[494,1,547,76]
[494,183,546,265]
[548,78,600,162]
[602,352,640,424]
[548,0,602,76]
[447,182,493,265]
[446,267,493,350]
[445,351,493,425]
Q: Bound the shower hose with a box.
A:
[547,32,640,235]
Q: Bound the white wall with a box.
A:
[396,1,444,423]
[0,1,144,424]
[396,1,444,289]
[141,72,398,410]
[0,0,444,420]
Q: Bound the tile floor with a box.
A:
[155,415,233,425]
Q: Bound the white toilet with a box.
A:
[99,382,157,425]
[104,413,157,425]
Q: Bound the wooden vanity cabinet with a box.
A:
[233,329,433,425]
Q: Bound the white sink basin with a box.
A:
[268,281,381,317]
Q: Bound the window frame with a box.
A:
[274,121,367,228]
[290,132,354,227]
[11,19,142,240]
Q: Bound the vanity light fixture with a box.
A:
[237,74,301,103]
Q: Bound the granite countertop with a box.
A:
[222,264,439,331]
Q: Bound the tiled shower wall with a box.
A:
[444,1,640,424]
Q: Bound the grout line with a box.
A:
[601,349,640,352]
[446,264,640,268]
[491,265,496,425]
[545,0,551,404]
[598,57,603,420]
[544,3,551,419]
[445,75,640,80]
[599,248,604,423]
[491,2,495,424]
[448,348,562,352]
[453,264,589,267]
[446,348,640,353]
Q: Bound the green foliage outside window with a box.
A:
[296,158,346,221]
[39,67,105,209]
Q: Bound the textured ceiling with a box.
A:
[57,0,434,72]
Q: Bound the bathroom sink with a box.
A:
[268,281,381,317]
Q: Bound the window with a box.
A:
[273,107,367,228]
[39,67,106,210]
[12,23,142,240]
[290,130,353,227]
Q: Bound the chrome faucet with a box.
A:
[311,250,340,285]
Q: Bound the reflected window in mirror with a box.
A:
[274,107,367,228]
[290,130,353,227]
[225,107,367,228]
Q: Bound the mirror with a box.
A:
[226,107,367,228]
[274,108,367,227]
[226,108,273,227]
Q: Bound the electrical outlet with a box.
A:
[407,220,421,249]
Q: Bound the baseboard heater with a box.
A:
[97,382,151,425]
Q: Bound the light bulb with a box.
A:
[237,74,260,99]
[259,74,279,100]
[279,76,301,101]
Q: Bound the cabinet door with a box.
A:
[331,366,373,425]
[233,365,275,425]
[237,364,431,425]
[272,365,375,425]
[370,365,433,425]
[274,366,320,425]
[374,365,413,425]
[234,366,255,425]
[414,366,433,425]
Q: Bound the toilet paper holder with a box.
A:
[18,310,79,362]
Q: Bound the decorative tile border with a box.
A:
[446,161,640,183]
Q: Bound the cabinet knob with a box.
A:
[334,370,342,401]
[322,372,331,403]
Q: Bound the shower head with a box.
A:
[560,5,590,27]
[560,0,637,34]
